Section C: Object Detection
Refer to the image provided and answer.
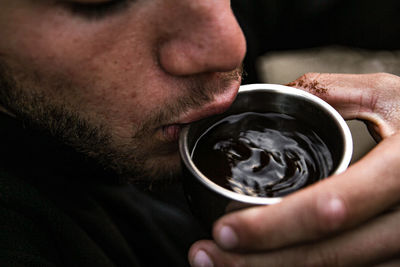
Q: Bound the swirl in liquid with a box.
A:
[192,112,333,197]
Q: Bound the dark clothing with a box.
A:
[0,113,207,266]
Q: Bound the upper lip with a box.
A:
[175,80,241,125]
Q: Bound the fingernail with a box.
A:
[192,250,214,267]
[217,225,238,249]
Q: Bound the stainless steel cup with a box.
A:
[179,84,353,229]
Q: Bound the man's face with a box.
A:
[0,0,246,182]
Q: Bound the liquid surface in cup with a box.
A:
[192,112,333,197]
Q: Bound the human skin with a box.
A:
[189,73,400,267]
[0,0,246,181]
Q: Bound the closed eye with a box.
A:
[63,0,131,19]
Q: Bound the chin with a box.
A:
[152,152,182,178]
[126,151,183,184]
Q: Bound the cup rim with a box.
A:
[179,83,353,205]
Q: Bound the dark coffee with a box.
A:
[192,112,333,197]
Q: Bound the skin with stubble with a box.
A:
[0,0,246,182]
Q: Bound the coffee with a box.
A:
[192,112,333,197]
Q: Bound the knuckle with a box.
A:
[302,72,320,80]
[294,73,328,95]
[297,72,319,84]
[298,193,348,240]
[316,194,348,235]
[298,205,330,239]
[372,72,400,88]
[375,72,398,80]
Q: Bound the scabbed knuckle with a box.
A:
[294,73,311,85]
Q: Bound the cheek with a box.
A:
[2,13,166,125]
[0,4,184,141]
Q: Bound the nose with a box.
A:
[157,0,247,76]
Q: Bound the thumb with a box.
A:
[287,72,400,140]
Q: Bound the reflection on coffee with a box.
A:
[192,112,333,197]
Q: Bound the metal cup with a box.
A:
[179,84,353,229]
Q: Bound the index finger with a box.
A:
[211,132,400,252]
[287,72,400,139]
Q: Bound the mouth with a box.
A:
[162,124,185,142]
[161,80,241,142]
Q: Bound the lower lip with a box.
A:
[162,124,182,142]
